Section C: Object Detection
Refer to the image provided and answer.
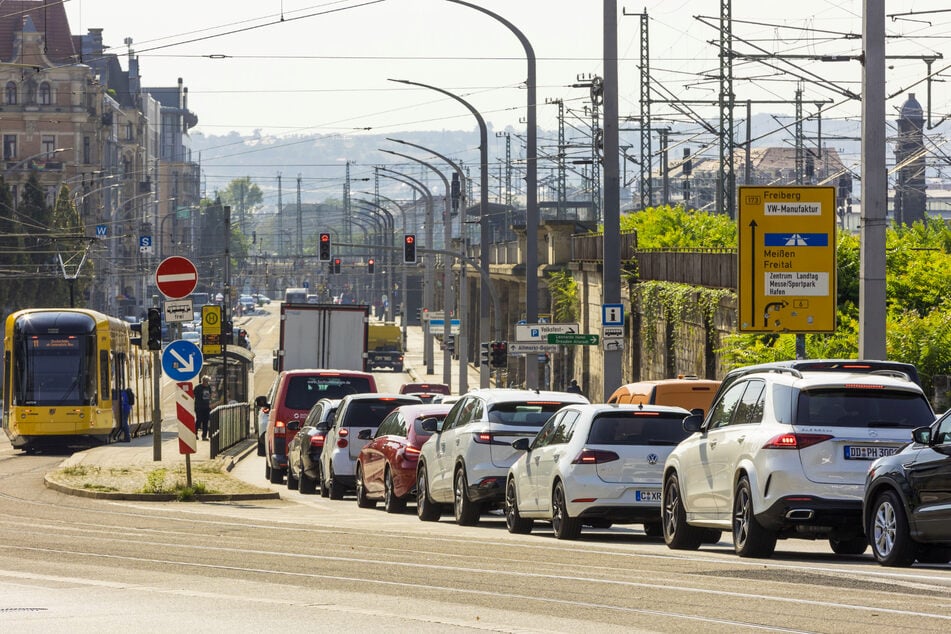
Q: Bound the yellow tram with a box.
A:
[2,308,154,451]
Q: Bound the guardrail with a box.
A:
[210,402,252,458]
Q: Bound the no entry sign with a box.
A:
[155,256,198,299]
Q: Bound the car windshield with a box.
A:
[487,402,568,426]
[586,412,690,445]
[797,388,934,428]
[285,375,373,410]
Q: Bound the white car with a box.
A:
[415,388,589,526]
[181,331,201,344]
[505,403,692,539]
[662,360,936,558]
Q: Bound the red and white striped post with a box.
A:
[176,381,197,487]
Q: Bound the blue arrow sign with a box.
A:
[162,339,203,382]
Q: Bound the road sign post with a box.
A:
[176,382,196,487]
[738,186,836,333]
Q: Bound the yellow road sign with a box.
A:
[738,186,837,333]
[201,304,222,355]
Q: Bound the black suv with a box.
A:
[864,410,951,566]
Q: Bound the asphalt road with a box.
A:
[1,304,949,632]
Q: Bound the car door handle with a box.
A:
[709,440,718,448]
[736,435,746,444]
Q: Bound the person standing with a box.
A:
[118,387,133,442]
[194,375,213,440]
[566,379,584,396]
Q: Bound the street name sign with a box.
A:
[738,186,836,333]
[155,256,198,300]
[516,322,579,342]
[547,333,599,345]
[508,343,559,355]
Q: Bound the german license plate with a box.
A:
[635,489,662,502]
[844,445,899,460]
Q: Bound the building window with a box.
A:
[4,81,16,105]
[83,137,90,164]
[42,135,56,156]
[3,135,16,160]
[39,82,51,105]
[126,123,134,141]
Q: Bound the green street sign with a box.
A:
[547,333,599,345]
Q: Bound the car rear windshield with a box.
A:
[343,398,420,428]
[487,402,569,426]
[586,412,690,445]
[285,375,374,410]
[797,388,934,428]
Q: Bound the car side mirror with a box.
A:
[287,420,301,432]
[690,407,705,417]
[254,396,268,409]
[683,413,704,433]
[357,428,373,440]
[420,417,439,433]
[912,426,932,445]
[316,422,330,433]
[512,437,531,451]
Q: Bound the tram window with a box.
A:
[100,351,110,402]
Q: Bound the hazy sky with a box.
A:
[63,0,951,138]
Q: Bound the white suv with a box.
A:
[662,360,935,558]
[415,388,589,526]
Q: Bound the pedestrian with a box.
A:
[118,387,133,442]
[566,379,584,396]
[194,375,213,440]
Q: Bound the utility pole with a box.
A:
[718,0,736,218]
[296,176,303,263]
[277,173,283,258]
[639,9,652,210]
[546,98,568,219]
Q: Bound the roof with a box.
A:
[0,1,77,64]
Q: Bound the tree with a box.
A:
[0,176,28,312]
[218,177,263,237]
[620,204,737,248]
[18,172,54,307]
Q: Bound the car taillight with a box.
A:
[338,428,349,437]
[474,432,493,444]
[762,433,833,450]
[572,449,620,464]
[310,435,325,448]
[400,445,421,461]
[337,438,349,448]
[274,421,286,437]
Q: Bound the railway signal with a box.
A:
[319,232,331,262]
[403,234,416,264]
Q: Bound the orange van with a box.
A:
[606,376,721,415]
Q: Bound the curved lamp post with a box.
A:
[354,198,396,320]
[389,77,491,388]
[444,0,539,389]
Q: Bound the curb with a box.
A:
[43,475,280,501]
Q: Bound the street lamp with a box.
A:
[389,77,492,388]
[4,147,70,173]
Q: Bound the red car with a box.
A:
[399,382,451,404]
[355,404,451,513]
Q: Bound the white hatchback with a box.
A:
[415,388,589,526]
[504,403,692,539]
[662,361,936,558]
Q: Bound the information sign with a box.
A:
[547,333,599,345]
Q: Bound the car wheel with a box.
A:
[869,489,917,567]
[829,534,868,556]
[416,465,441,522]
[269,463,284,485]
[319,465,330,498]
[355,465,376,508]
[662,472,704,550]
[551,481,581,540]
[643,521,663,538]
[299,467,316,494]
[264,459,271,481]
[286,461,299,490]
[453,467,480,526]
[504,479,534,534]
[383,468,406,514]
[328,467,345,500]
[733,476,776,558]
[257,437,265,457]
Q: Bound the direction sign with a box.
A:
[155,256,198,299]
[738,186,836,333]
[547,333,599,345]
[508,342,559,355]
[161,339,203,382]
[515,323,579,342]
[428,318,460,335]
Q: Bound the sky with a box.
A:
[63,1,951,135]
[59,0,951,201]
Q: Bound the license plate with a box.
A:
[844,445,899,460]
[635,489,662,502]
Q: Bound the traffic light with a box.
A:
[333,257,341,274]
[367,258,375,274]
[129,321,145,349]
[480,341,490,365]
[490,341,508,368]
[403,234,417,264]
[318,232,331,262]
[222,320,233,345]
[445,335,455,355]
[146,308,162,351]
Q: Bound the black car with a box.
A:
[864,410,951,566]
[286,398,340,494]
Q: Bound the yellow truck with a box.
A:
[367,322,404,372]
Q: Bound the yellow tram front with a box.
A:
[3,309,126,449]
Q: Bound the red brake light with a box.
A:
[844,383,884,389]
[474,432,493,444]
[399,445,421,461]
[762,433,833,450]
[275,421,286,437]
[572,449,620,464]
[337,438,349,448]
[338,428,349,437]
[310,435,325,448]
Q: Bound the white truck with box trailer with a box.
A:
[274,304,369,372]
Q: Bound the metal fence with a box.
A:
[210,402,252,458]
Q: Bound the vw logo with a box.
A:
[868,430,879,438]
[647,453,659,465]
